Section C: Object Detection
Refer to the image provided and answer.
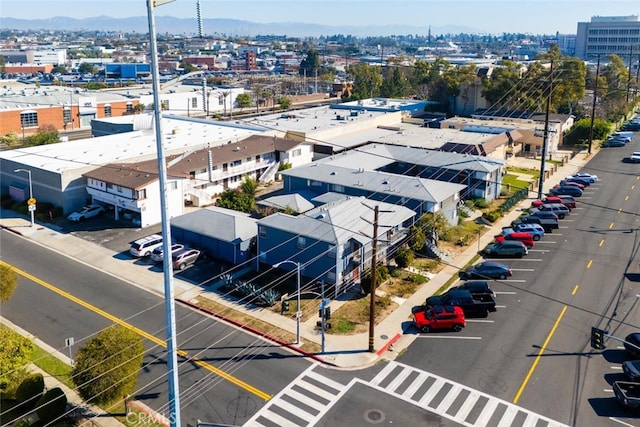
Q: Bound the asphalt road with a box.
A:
[399,138,640,426]
[0,230,312,426]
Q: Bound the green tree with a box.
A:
[235,93,252,111]
[51,65,67,74]
[180,62,198,73]
[394,246,414,268]
[0,263,18,303]
[239,175,259,197]
[380,67,409,98]
[0,131,20,147]
[299,49,321,77]
[24,125,59,146]
[345,62,383,100]
[0,328,34,393]
[77,62,96,74]
[278,96,292,110]
[215,190,256,213]
[409,225,427,253]
[71,325,144,405]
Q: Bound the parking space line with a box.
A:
[501,279,527,283]
[610,366,622,370]
[534,241,556,244]
[517,258,543,262]
[467,319,494,323]
[495,291,517,295]
[511,268,535,272]
[495,305,507,308]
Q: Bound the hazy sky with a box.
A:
[2,0,639,34]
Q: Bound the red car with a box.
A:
[413,305,466,333]
[531,196,575,210]
[555,180,585,190]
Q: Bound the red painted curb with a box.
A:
[176,298,333,366]
[376,333,401,356]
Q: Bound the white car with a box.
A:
[571,172,599,182]
[67,204,105,222]
[630,152,640,163]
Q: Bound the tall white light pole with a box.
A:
[146,1,181,427]
[14,169,34,227]
[273,260,301,345]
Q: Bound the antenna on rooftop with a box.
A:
[196,0,204,38]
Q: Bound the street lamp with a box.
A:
[273,260,301,345]
[14,169,34,227]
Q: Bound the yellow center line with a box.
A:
[572,285,579,295]
[618,208,622,214]
[632,185,636,190]
[610,222,615,229]
[586,259,593,269]
[2,261,271,401]
[513,306,568,404]
[599,239,604,247]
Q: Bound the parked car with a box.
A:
[623,360,640,382]
[130,234,163,257]
[549,185,583,197]
[67,204,105,222]
[571,172,599,182]
[509,223,545,240]
[172,248,201,270]
[459,261,512,280]
[452,280,496,300]
[151,243,185,263]
[557,180,585,190]
[562,176,592,186]
[602,139,626,148]
[625,333,640,359]
[512,215,559,231]
[413,305,466,333]
[495,231,535,248]
[531,196,574,210]
[483,240,528,258]
[535,203,570,219]
[426,289,497,317]
[613,381,640,414]
[629,152,640,163]
[526,209,560,221]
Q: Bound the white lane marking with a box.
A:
[495,291,517,295]
[467,319,495,323]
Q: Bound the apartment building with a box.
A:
[575,15,640,59]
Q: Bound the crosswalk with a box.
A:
[244,361,569,427]
[370,361,568,427]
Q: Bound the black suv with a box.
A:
[426,289,496,317]
[453,280,496,300]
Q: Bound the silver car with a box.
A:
[150,243,185,263]
[172,248,201,270]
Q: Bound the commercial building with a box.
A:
[575,15,640,59]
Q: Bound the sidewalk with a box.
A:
[0,150,595,372]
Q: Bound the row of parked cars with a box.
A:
[412,171,601,334]
[129,234,201,270]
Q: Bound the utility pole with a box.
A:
[627,46,633,103]
[537,60,553,199]
[588,54,600,154]
[368,205,379,353]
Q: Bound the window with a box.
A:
[107,183,114,190]
[191,97,198,108]
[246,157,251,162]
[297,236,307,248]
[63,108,72,124]
[200,168,207,174]
[292,148,302,157]
[104,104,112,117]
[332,184,344,193]
[117,186,124,193]
[136,189,147,200]
[256,155,261,161]
[233,160,241,167]
[259,226,266,238]
[126,103,133,114]
[168,181,177,190]
[20,111,38,128]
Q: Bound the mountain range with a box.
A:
[2,16,482,38]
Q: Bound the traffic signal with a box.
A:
[281,300,290,314]
[591,327,606,350]
[324,306,331,320]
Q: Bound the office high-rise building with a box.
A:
[575,15,640,59]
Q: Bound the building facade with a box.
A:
[575,15,640,59]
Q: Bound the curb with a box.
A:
[376,333,402,356]
[176,298,335,366]
[1,225,24,236]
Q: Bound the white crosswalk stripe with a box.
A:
[370,361,570,427]
[244,363,346,427]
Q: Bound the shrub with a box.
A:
[35,387,67,424]
[394,247,414,268]
[472,198,489,209]
[482,210,503,223]
[407,273,427,285]
[15,373,44,410]
[0,329,34,395]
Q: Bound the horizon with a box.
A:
[2,0,639,35]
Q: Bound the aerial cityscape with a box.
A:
[2,2,640,427]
